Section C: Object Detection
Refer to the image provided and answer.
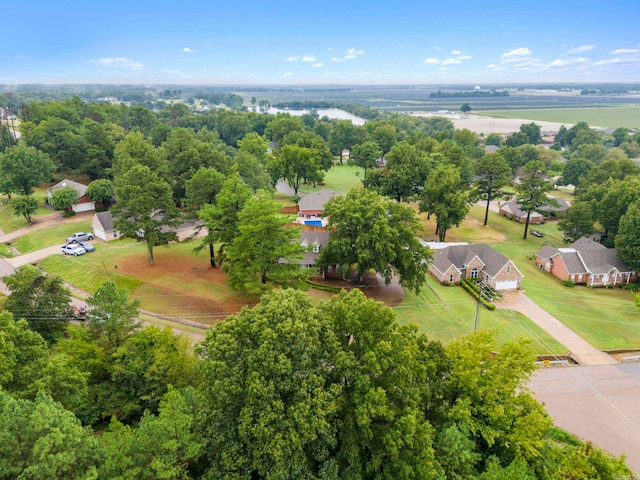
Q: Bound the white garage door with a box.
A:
[72,202,96,213]
[495,280,518,290]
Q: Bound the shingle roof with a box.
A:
[300,230,329,248]
[298,189,343,213]
[94,211,115,232]
[432,244,518,278]
[536,237,635,275]
[47,179,88,197]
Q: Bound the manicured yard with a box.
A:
[0,190,53,234]
[39,238,256,325]
[295,164,364,195]
[395,276,567,354]
[13,221,93,254]
[458,205,640,351]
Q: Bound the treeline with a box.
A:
[430,90,510,98]
[0,281,633,479]
[580,87,630,95]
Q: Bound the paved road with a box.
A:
[530,363,640,473]
[497,291,616,366]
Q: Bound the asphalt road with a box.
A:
[530,363,640,473]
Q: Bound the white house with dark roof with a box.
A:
[47,179,95,213]
[429,243,523,290]
[536,237,636,286]
[92,211,204,242]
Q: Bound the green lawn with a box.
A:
[0,190,54,234]
[296,164,364,195]
[479,106,640,129]
[395,276,567,354]
[462,205,640,350]
[13,221,92,254]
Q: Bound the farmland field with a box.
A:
[479,106,640,129]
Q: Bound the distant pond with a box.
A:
[250,107,366,125]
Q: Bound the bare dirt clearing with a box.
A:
[412,112,571,134]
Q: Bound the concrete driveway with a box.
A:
[4,245,63,268]
[497,291,616,366]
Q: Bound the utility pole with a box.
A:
[474,282,483,331]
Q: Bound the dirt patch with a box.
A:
[418,209,506,244]
[117,253,255,325]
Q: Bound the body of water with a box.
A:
[250,106,366,125]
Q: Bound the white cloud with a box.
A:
[500,48,532,63]
[442,58,462,65]
[92,57,144,70]
[455,55,472,61]
[330,57,343,63]
[547,57,591,67]
[284,72,295,77]
[287,56,300,62]
[434,46,440,50]
[312,62,323,68]
[301,55,316,62]
[451,50,462,55]
[595,57,627,66]
[424,57,440,64]
[162,70,180,74]
[567,45,596,54]
[346,48,364,56]
[181,47,195,53]
[344,54,357,60]
[16,54,26,60]
[610,48,639,55]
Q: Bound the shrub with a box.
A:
[460,279,496,311]
[562,280,575,287]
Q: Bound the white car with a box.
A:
[61,244,87,256]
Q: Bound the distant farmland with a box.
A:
[478,106,640,129]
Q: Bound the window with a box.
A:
[449,274,454,283]
[506,266,511,273]
[312,243,319,253]
[327,265,333,273]
[470,268,478,279]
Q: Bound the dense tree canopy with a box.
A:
[320,188,431,292]
[0,143,53,196]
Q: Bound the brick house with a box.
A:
[429,243,523,290]
[297,189,343,220]
[535,237,637,286]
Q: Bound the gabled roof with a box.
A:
[298,189,343,212]
[93,211,115,232]
[47,179,88,197]
[432,244,521,278]
[300,230,329,248]
[500,198,567,218]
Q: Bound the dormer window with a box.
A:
[470,268,478,279]
[312,243,319,253]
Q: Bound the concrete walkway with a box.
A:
[498,291,616,366]
[4,245,62,267]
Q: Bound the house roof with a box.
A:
[298,189,343,213]
[300,230,329,248]
[536,237,635,275]
[432,244,521,278]
[93,211,115,232]
[484,145,499,154]
[537,198,569,213]
[500,198,567,218]
[47,179,88,197]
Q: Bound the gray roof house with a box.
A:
[47,179,95,213]
[536,237,637,286]
[429,243,523,290]
[298,189,343,216]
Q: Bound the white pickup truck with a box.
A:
[65,232,94,243]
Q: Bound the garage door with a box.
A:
[495,280,518,290]
[72,202,96,213]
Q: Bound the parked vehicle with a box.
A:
[78,241,95,252]
[72,305,87,320]
[531,230,545,238]
[61,243,87,256]
[66,232,94,243]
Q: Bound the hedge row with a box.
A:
[303,278,342,293]
[461,279,496,311]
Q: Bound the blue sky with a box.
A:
[2,1,639,85]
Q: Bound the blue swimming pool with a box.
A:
[304,220,323,226]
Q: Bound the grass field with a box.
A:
[0,190,54,234]
[13,220,92,254]
[479,106,640,129]
[296,163,364,195]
